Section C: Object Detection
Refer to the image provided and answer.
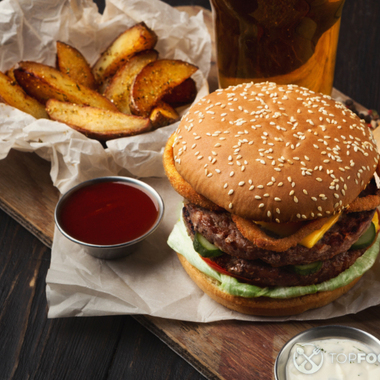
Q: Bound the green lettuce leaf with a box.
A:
[167,215,380,299]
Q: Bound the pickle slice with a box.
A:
[291,261,322,276]
[193,233,223,258]
[350,222,377,250]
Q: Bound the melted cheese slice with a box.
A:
[257,210,380,249]
[373,209,379,231]
[300,210,380,248]
[257,214,341,249]
[299,213,340,248]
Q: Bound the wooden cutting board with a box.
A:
[1,6,379,380]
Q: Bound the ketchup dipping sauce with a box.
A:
[55,177,164,260]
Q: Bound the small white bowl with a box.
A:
[55,176,164,260]
[274,325,380,380]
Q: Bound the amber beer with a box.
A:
[210,0,345,95]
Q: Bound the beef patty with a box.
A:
[183,202,375,287]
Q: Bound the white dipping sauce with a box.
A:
[286,338,380,379]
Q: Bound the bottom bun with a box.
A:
[177,253,362,317]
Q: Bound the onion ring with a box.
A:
[347,193,380,213]
[232,214,330,252]
[163,133,222,211]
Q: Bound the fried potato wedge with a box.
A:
[6,67,16,82]
[92,22,158,87]
[56,41,97,90]
[46,99,152,141]
[150,101,179,129]
[130,59,198,117]
[14,61,118,111]
[104,49,159,114]
[162,77,197,108]
[0,71,48,119]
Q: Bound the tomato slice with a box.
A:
[201,257,232,276]
[201,257,253,284]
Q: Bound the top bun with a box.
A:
[172,82,380,223]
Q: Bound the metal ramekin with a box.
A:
[55,176,164,260]
[274,325,380,380]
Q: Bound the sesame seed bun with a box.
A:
[170,82,379,223]
[176,252,362,316]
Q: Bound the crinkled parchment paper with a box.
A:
[1,0,380,322]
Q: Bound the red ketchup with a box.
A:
[59,181,159,245]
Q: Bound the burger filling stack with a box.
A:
[164,82,380,316]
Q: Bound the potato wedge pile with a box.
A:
[0,22,199,141]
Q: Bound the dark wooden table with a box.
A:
[1,1,380,379]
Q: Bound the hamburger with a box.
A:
[163,82,380,316]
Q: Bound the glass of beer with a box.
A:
[209,0,345,95]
